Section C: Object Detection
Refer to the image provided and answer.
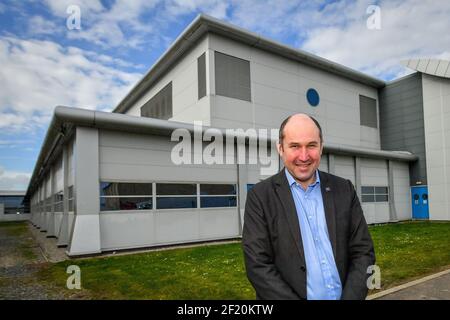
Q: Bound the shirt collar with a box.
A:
[285,168,321,189]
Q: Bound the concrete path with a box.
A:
[368,269,450,300]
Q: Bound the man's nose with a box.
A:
[297,148,309,161]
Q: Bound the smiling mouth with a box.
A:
[295,163,311,168]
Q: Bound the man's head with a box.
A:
[277,114,323,187]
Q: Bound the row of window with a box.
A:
[361,186,389,203]
[100,182,238,211]
[30,186,74,213]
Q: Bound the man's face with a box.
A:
[277,115,323,186]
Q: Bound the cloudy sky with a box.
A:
[0,0,449,190]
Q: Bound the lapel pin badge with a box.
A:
[325,187,331,192]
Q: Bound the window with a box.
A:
[156,183,197,209]
[68,186,74,211]
[100,182,152,211]
[359,95,378,128]
[361,186,389,203]
[200,184,237,208]
[247,184,255,191]
[140,82,173,120]
[45,196,52,212]
[198,53,206,99]
[0,196,24,214]
[53,191,63,212]
[215,51,251,102]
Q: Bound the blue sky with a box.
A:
[0,0,449,190]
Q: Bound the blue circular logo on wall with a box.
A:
[306,88,320,107]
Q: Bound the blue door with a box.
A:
[411,186,429,219]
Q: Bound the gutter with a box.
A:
[25,106,418,199]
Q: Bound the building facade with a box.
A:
[25,15,448,256]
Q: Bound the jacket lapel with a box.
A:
[273,168,306,265]
[319,171,337,259]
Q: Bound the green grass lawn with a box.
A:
[34,221,450,299]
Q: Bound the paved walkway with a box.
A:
[368,269,450,300]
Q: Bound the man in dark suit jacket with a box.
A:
[242,114,375,300]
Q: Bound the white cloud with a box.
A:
[296,0,450,79]
[0,36,142,132]
[211,0,450,80]
[42,0,161,49]
[27,15,59,35]
[0,166,30,191]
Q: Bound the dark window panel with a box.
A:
[200,184,236,195]
[375,186,388,194]
[156,183,196,196]
[140,82,172,120]
[215,51,251,102]
[360,95,378,128]
[361,186,375,194]
[100,182,152,196]
[375,194,389,202]
[156,197,197,209]
[200,196,237,208]
[198,53,206,99]
[100,197,153,211]
[361,194,375,202]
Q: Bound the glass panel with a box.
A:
[361,194,375,202]
[200,184,236,195]
[375,187,388,194]
[361,186,374,194]
[156,197,197,209]
[375,194,388,202]
[247,184,255,191]
[422,194,428,200]
[100,197,153,211]
[156,183,196,196]
[0,196,24,207]
[100,182,152,196]
[198,53,206,99]
[413,194,419,200]
[200,196,237,208]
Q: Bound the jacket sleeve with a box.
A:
[242,188,301,300]
[341,180,376,300]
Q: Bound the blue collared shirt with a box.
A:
[285,169,342,300]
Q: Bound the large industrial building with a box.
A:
[25,15,450,256]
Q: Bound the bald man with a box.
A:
[242,114,375,300]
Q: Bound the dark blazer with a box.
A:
[242,168,375,300]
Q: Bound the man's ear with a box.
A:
[277,142,283,157]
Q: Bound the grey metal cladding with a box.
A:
[140,82,173,120]
[379,73,427,185]
[198,53,206,99]
[359,95,378,128]
[215,51,251,102]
